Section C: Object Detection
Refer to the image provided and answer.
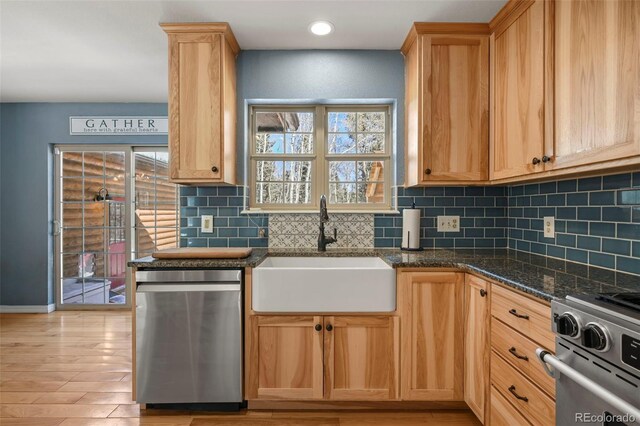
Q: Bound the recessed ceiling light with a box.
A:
[309,21,334,36]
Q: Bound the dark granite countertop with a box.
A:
[129,248,639,302]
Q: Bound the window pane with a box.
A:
[256,133,284,154]
[357,161,384,182]
[328,112,356,132]
[285,133,313,154]
[359,182,385,203]
[357,133,385,153]
[357,112,385,132]
[284,183,312,204]
[329,161,356,182]
[256,161,284,181]
[287,112,314,132]
[256,182,284,204]
[256,112,314,133]
[328,134,356,154]
[329,182,357,204]
[284,161,312,182]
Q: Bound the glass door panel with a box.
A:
[58,150,127,305]
[133,150,178,259]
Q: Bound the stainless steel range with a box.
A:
[537,293,640,425]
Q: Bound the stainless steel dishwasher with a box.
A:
[135,270,243,406]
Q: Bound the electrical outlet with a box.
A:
[543,216,555,238]
[201,215,214,233]
[437,215,460,232]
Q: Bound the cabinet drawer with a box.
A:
[490,385,532,426]
[491,284,554,349]
[491,318,555,398]
[491,351,555,426]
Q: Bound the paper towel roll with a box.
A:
[402,208,421,249]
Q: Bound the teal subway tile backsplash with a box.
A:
[507,173,640,274]
[178,172,639,275]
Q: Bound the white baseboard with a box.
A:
[0,304,56,313]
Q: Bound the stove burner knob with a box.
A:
[557,313,580,338]
[582,323,610,352]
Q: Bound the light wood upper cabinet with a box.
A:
[550,0,640,170]
[403,25,489,186]
[161,23,239,184]
[398,270,465,401]
[324,316,399,401]
[247,315,324,400]
[490,0,549,180]
[464,275,489,424]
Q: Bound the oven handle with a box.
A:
[536,348,640,421]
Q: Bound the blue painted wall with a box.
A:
[236,50,406,183]
[0,103,167,306]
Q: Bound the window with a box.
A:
[250,105,392,211]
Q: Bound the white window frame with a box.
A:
[248,104,393,212]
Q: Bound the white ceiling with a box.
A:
[0,0,506,102]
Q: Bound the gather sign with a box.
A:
[69,116,168,135]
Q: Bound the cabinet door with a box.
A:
[166,32,236,183]
[464,275,489,423]
[247,316,323,400]
[422,35,489,182]
[551,0,640,170]
[398,271,464,400]
[323,316,399,401]
[491,0,547,180]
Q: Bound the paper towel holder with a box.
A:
[401,199,423,251]
[401,231,424,251]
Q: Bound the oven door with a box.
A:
[541,339,640,426]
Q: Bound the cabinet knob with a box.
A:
[532,157,541,165]
[211,166,219,173]
[326,324,333,332]
[424,168,432,175]
[480,289,487,297]
[542,155,552,163]
[315,324,322,332]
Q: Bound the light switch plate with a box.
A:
[201,215,214,233]
[437,215,460,232]
[543,216,555,238]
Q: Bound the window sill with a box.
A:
[241,209,401,215]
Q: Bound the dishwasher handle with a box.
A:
[137,284,240,293]
[136,270,241,283]
[536,348,640,421]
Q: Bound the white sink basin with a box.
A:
[252,256,396,312]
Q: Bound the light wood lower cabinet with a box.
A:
[324,316,399,401]
[464,275,489,423]
[398,271,465,401]
[247,314,399,401]
[247,315,324,400]
[490,384,532,426]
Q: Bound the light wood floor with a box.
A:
[0,311,481,425]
